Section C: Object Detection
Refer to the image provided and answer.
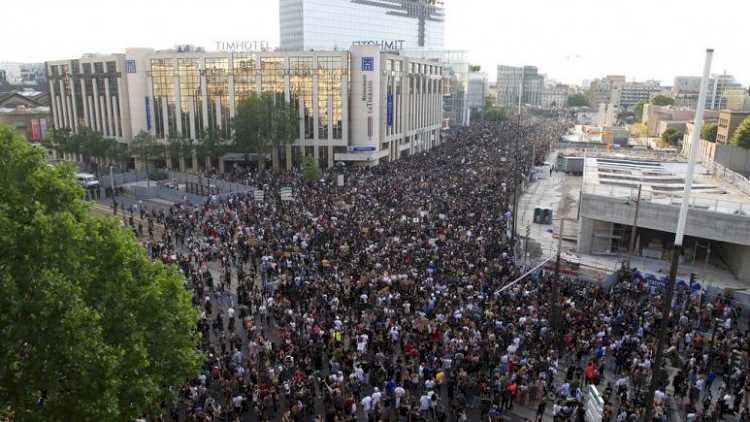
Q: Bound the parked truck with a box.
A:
[561,156,584,175]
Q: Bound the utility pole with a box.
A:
[110,164,116,214]
[524,223,531,264]
[552,218,565,349]
[625,184,643,271]
[511,112,522,260]
[642,48,713,422]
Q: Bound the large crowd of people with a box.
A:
[120,120,750,422]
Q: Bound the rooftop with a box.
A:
[582,155,750,216]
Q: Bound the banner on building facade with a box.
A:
[386,94,394,127]
[145,97,152,131]
[39,118,48,139]
[31,119,41,141]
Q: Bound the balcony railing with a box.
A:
[583,183,748,217]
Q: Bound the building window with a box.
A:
[288,57,314,139]
[206,57,230,136]
[150,58,175,139]
[232,54,255,101]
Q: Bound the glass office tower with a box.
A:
[280,0,445,51]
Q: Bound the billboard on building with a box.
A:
[30,119,41,141]
[39,118,48,139]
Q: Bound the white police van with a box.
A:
[76,173,100,189]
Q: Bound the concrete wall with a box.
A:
[580,193,750,246]
[715,243,750,282]
[715,144,750,175]
[681,136,716,165]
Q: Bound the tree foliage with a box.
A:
[662,127,685,146]
[701,122,718,142]
[567,93,589,107]
[633,101,646,123]
[301,154,322,183]
[730,116,750,149]
[485,108,508,122]
[233,91,299,168]
[651,94,675,106]
[166,130,193,161]
[43,127,121,166]
[131,130,163,173]
[0,125,202,422]
[196,129,228,168]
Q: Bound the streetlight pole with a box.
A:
[110,164,117,214]
[625,184,643,271]
[511,112,523,260]
[642,48,713,422]
[552,217,565,350]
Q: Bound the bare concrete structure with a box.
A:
[577,156,750,281]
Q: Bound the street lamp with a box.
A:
[642,48,713,422]
[551,217,567,351]
[335,161,345,188]
[625,184,643,272]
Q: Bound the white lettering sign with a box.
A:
[353,40,405,50]
[215,41,271,52]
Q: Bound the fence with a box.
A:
[166,170,254,195]
[99,170,149,188]
[129,184,204,206]
[708,161,750,197]
[584,182,748,217]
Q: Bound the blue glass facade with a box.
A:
[280,0,445,51]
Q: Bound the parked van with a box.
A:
[76,173,100,189]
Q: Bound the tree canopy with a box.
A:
[300,154,322,183]
[0,125,202,422]
[650,94,675,106]
[485,108,508,122]
[730,116,750,149]
[131,130,163,173]
[633,101,646,123]
[233,91,299,168]
[701,122,718,142]
[661,127,685,146]
[43,126,123,167]
[567,93,589,107]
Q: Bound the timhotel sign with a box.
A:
[215,40,271,52]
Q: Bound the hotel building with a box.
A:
[45,45,443,166]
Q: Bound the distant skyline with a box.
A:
[4,0,748,86]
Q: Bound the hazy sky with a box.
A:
[5,0,748,86]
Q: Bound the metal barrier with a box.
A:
[583,183,748,216]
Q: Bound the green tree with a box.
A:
[300,154,322,183]
[485,108,508,122]
[233,91,299,169]
[567,93,589,107]
[662,127,685,145]
[71,127,119,170]
[105,142,130,169]
[131,130,162,176]
[730,116,750,149]
[196,129,228,171]
[166,130,194,170]
[0,125,202,422]
[484,95,495,111]
[701,122,718,142]
[633,101,646,123]
[41,127,74,154]
[651,94,675,106]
